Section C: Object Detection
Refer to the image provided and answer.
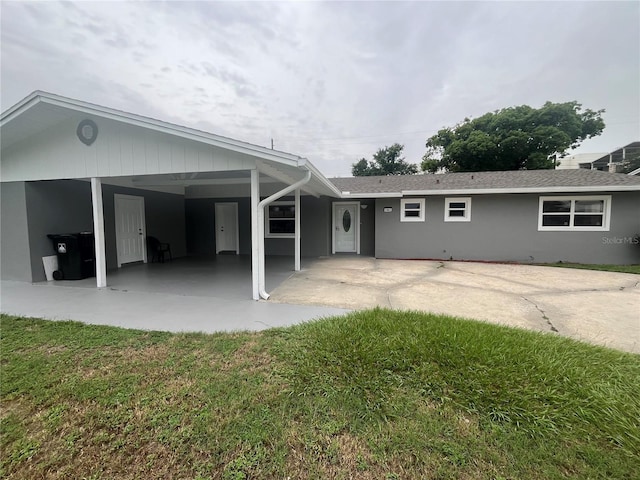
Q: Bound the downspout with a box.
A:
[257,169,311,300]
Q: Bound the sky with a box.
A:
[1,1,638,176]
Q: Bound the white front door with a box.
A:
[333,202,359,253]
[215,203,239,254]
[114,194,147,267]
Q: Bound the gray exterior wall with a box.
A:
[359,199,376,257]
[185,195,334,257]
[21,180,186,282]
[1,182,32,281]
[375,192,640,265]
[25,180,94,282]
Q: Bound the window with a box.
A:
[266,202,295,237]
[445,197,471,222]
[400,198,425,222]
[538,196,611,231]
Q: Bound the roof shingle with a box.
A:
[329,169,640,195]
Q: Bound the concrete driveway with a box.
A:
[269,257,640,354]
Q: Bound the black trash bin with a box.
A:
[47,232,96,280]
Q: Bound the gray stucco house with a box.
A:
[2,92,639,299]
[332,171,640,265]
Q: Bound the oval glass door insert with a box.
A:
[342,210,351,232]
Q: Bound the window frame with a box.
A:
[444,197,472,222]
[400,198,425,222]
[265,201,296,238]
[537,195,611,231]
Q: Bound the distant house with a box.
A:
[591,142,640,172]
[555,152,608,170]
[2,92,639,300]
[557,141,640,172]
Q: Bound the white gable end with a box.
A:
[2,112,264,182]
[0,92,340,198]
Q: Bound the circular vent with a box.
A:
[77,119,98,146]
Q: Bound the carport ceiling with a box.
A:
[131,170,254,186]
[96,170,320,198]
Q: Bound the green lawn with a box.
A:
[540,262,640,274]
[2,311,639,479]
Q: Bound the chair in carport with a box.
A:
[147,236,172,263]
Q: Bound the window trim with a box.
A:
[444,197,472,222]
[537,195,611,231]
[265,201,296,238]
[400,198,425,222]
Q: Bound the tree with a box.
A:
[421,101,605,173]
[352,143,418,176]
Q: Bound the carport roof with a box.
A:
[0,91,342,197]
[1,91,302,164]
[330,169,640,197]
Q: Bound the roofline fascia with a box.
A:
[302,160,343,197]
[1,91,303,166]
[340,192,402,198]
[340,184,640,198]
[401,185,640,195]
[0,91,42,124]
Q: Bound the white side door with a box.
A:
[333,202,359,253]
[114,194,147,267]
[215,203,239,254]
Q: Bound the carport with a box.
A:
[0,91,341,300]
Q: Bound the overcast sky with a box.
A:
[2,1,638,176]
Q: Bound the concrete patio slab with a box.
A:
[0,281,348,333]
[0,256,349,333]
[3,255,638,353]
[269,257,640,353]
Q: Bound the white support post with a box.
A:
[258,206,266,298]
[256,170,311,299]
[90,177,107,288]
[250,169,260,300]
[294,188,301,271]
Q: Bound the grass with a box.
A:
[2,310,639,479]
[540,262,640,274]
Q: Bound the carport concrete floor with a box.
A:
[269,257,640,354]
[0,256,349,333]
